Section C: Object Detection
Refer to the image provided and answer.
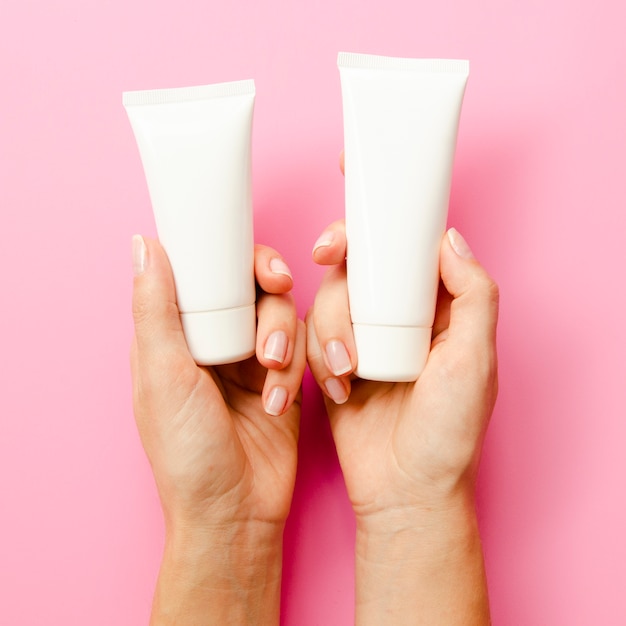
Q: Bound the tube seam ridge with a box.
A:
[337,52,468,74]
[122,79,255,106]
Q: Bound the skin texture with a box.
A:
[307,217,498,625]
[131,236,306,625]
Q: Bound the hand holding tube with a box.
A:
[307,220,498,625]
[131,236,306,625]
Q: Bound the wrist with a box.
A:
[354,490,490,626]
[354,476,476,533]
[151,520,284,625]
[355,488,478,563]
[166,512,285,553]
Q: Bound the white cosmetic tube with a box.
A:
[338,52,469,382]
[123,80,256,365]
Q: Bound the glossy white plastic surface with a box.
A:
[123,80,256,365]
[338,52,469,381]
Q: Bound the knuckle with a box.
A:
[257,292,295,332]
[484,276,500,308]
[132,290,154,328]
[468,271,499,324]
[474,271,499,304]
[133,291,180,338]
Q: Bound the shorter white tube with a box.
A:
[338,52,469,382]
[123,80,256,365]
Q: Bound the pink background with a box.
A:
[1,0,625,623]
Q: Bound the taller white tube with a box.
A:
[338,52,469,382]
[123,80,256,365]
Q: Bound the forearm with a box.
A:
[355,494,490,626]
[151,521,284,626]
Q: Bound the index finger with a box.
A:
[254,244,294,295]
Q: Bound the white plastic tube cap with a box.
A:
[180,304,256,366]
[353,324,432,382]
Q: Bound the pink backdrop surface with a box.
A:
[1,0,625,624]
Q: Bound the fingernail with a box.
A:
[326,340,352,376]
[132,235,147,276]
[270,257,292,280]
[324,377,349,404]
[265,386,288,416]
[447,228,475,260]
[264,330,288,364]
[312,231,334,255]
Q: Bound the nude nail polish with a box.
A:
[132,235,146,276]
[270,257,292,279]
[324,377,349,404]
[264,330,288,363]
[265,386,288,416]
[326,340,352,376]
[447,228,475,260]
[312,231,335,255]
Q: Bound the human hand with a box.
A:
[308,219,498,520]
[307,213,497,624]
[131,236,306,625]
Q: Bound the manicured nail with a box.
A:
[265,386,288,416]
[264,330,288,364]
[270,257,292,280]
[324,377,349,405]
[312,231,334,255]
[447,228,475,260]
[325,340,352,376]
[132,235,147,276]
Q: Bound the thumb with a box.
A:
[439,228,499,354]
[131,235,192,366]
